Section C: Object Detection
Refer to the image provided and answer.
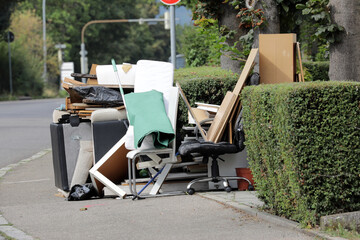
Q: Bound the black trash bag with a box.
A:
[73,86,123,106]
[245,72,260,86]
[67,183,97,201]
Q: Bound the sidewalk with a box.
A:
[0,150,344,240]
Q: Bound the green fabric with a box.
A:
[124,90,175,149]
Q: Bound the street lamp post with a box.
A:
[42,0,47,83]
[80,17,171,80]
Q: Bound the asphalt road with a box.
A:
[0,98,63,168]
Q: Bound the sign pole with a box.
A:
[7,32,13,95]
[170,5,176,69]
[160,0,180,69]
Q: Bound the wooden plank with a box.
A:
[176,82,208,141]
[188,108,209,124]
[63,77,85,85]
[296,42,305,82]
[206,91,237,143]
[87,64,98,85]
[233,48,258,95]
[259,34,296,84]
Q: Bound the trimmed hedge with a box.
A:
[174,66,239,146]
[241,81,360,226]
[303,61,329,81]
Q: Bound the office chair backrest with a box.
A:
[233,108,245,151]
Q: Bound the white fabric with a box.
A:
[96,64,136,85]
[124,126,155,150]
[70,140,93,188]
[91,108,127,122]
[134,60,173,93]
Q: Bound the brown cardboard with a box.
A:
[206,91,237,143]
[259,34,296,84]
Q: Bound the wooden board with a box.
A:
[206,91,237,143]
[233,48,259,95]
[176,82,208,140]
[188,108,209,124]
[63,77,85,86]
[296,42,305,82]
[206,49,258,143]
[259,34,296,84]
[87,64,98,85]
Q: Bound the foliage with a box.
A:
[325,223,360,239]
[303,61,329,81]
[241,81,360,226]
[0,0,23,35]
[236,8,265,29]
[296,0,344,44]
[0,9,58,96]
[181,0,344,63]
[174,66,239,144]
[21,0,170,75]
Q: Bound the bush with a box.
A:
[174,66,239,146]
[303,61,329,81]
[241,81,360,226]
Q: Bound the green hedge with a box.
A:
[174,66,239,146]
[303,61,329,81]
[241,81,360,226]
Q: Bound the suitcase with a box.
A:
[92,119,129,163]
[50,122,92,191]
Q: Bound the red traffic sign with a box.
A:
[160,0,181,5]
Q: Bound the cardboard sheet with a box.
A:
[259,34,296,84]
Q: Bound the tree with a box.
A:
[329,0,360,82]
[24,0,170,75]
[0,0,23,35]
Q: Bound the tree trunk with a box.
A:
[218,1,280,74]
[252,0,280,72]
[218,3,246,74]
[329,0,360,82]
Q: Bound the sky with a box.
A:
[157,2,193,26]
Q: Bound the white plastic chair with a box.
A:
[127,86,179,198]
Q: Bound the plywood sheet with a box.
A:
[233,48,258,95]
[87,64,98,85]
[206,91,237,143]
[259,34,296,84]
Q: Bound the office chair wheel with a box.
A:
[248,184,255,191]
[225,186,232,193]
[186,188,195,195]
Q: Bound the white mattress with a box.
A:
[96,64,136,86]
[134,60,173,93]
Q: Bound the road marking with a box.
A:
[2,178,50,184]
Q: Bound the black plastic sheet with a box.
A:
[73,86,123,106]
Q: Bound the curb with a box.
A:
[198,192,347,240]
[0,149,51,240]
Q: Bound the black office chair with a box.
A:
[178,109,254,195]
